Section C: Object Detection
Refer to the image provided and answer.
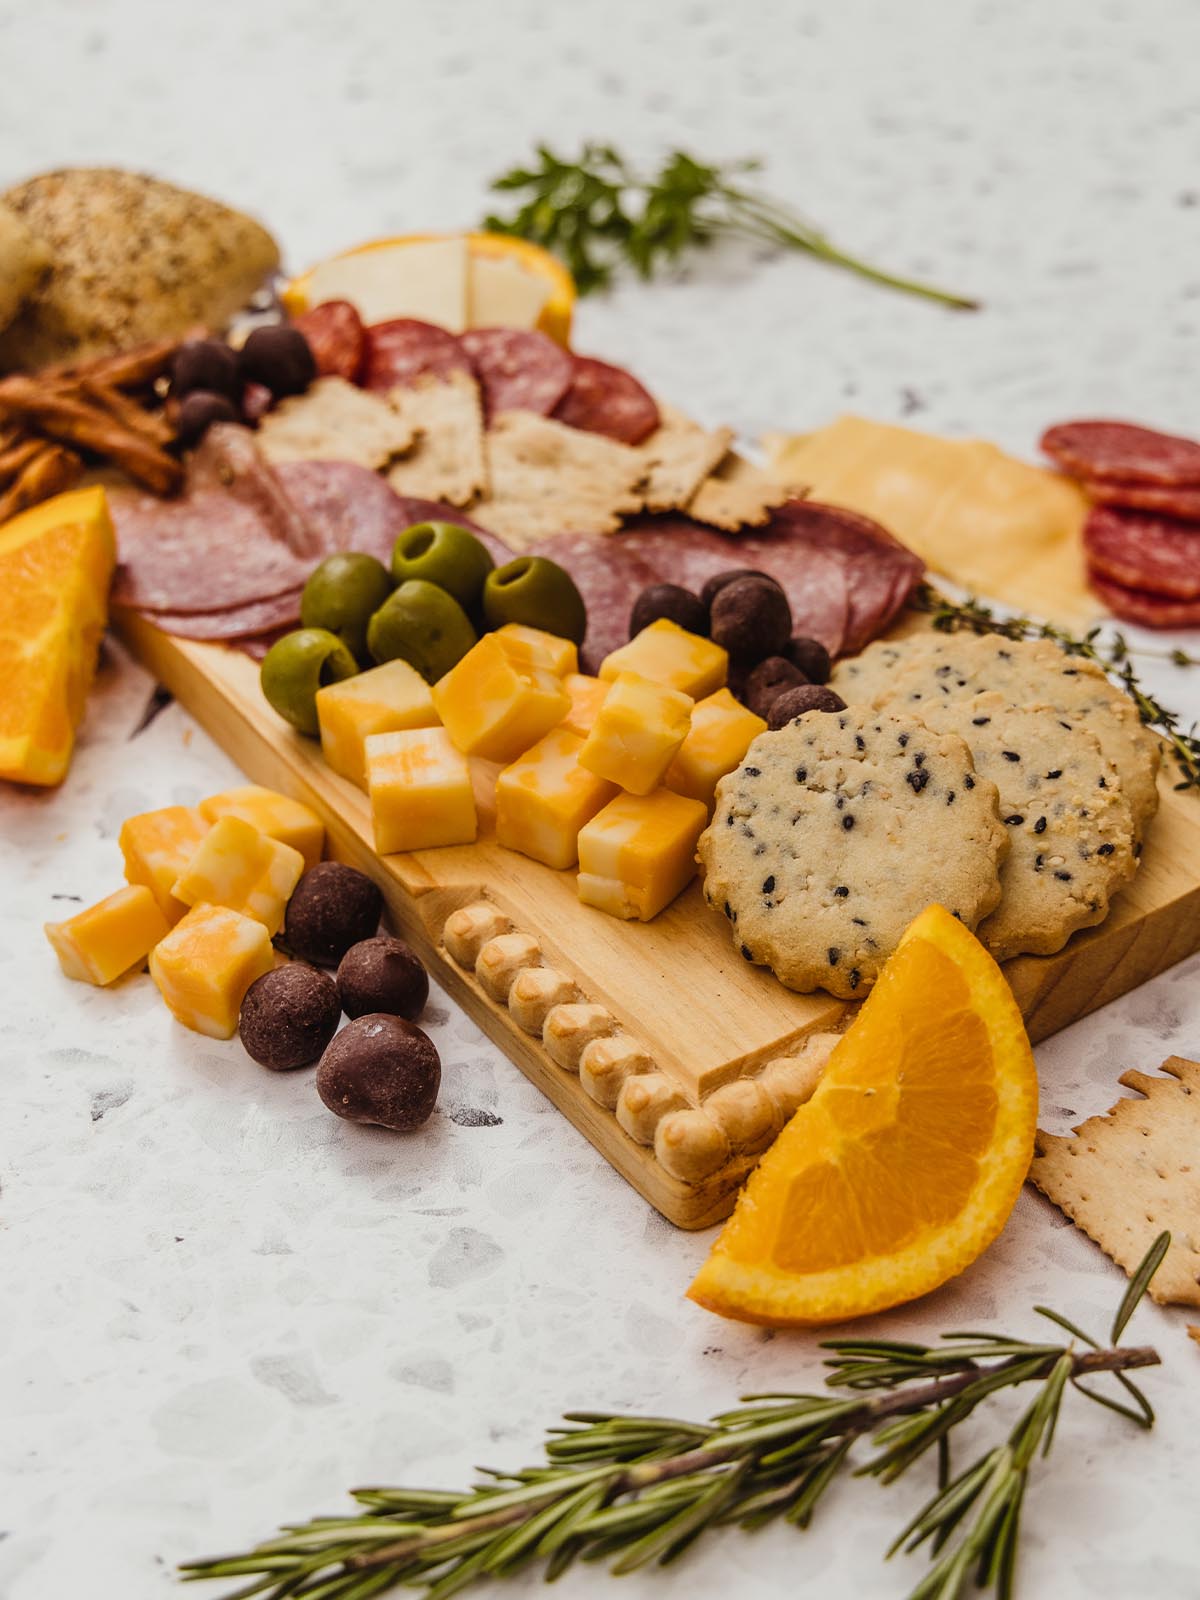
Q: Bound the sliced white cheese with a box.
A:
[306,237,469,330]
[467,253,550,331]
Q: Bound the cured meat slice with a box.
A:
[1041,420,1200,487]
[189,422,321,557]
[552,355,660,445]
[144,590,303,640]
[110,493,311,614]
[362,319,471,393]
[1084,478,1200,521]
[1088,571,1200,629]
[1083,505,1200,601]
[292,300,367,383]
[275,460,420,567]
[460,327,573,422]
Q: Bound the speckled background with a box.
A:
[1,1,1198,1596]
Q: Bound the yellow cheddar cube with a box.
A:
[577,789,708,921]
[45,884,170,987]
[432,634,568,763]
[560,673,609,739]
[119,805,210,922]
[316,659,438,789]
[493,623,578,677]
[599,618,727,699]
[664,689,768,808]
[149,903,275,1039]
[172,814,305,936]
[199,785,324,871]
[495,727,618,870]
[366,726,477,853]
[578,673,692,796]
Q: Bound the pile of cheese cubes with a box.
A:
[315,619,767,923]
[44,785,324,1037]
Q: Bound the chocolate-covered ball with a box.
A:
[238,325,317,398]
[699,568,784,610]
[283,862,383,966]
[768,684,847,729]
[629,583,708,639]
[786,635,832,685]
[239,962,341,1070]
[170,337,240,401]
[337,935,429,1021]
[709,576,792,666]
[743,656,807,720]
[316,1014,440,1130]
[175,389,240,446]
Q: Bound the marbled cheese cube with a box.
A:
[432,634,568,763]
[560,673,609,739]
[578,672,692,796]
[119,805,210,923]
[45,884,170,986]
[493,623,578,677]
[199,785,324,870]
[172,814,305,936]
[599,618,727,699]
[664,689,767,808]
[366,726,477,853]
[315,659,438,790]
[149,903,275,1039]
[495,727,618,870]
[577,789,708,921]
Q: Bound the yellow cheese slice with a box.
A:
[305,237,469,331]
[764,415,1096,626]
[468,254,551,331]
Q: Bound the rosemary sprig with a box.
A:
[913,585,1200,791]
[182,1235,1168,1600]
[485,142,977,310]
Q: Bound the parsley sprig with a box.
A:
[485,143,978,309]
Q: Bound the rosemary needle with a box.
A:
[182,1234,1168,1600]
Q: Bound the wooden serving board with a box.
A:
[117,612,1200,1228]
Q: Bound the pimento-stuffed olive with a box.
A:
[260,628,358,736]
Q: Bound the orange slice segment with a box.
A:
[688,904,1038,1326]
[283,232,576,345]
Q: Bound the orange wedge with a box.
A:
[283,232,576,345]
[688,904,1038,1326]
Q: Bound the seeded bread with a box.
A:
[0,204,51,336]
[0,169,280,370]
[698,707,1008,997]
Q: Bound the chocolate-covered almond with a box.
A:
[316,1014,440,1130]
[239,963,340,1070]
[768,684,847,729]
[283,862,382,966]
[337,935,428,1021]
[709,576,792,666]
[785,636,832,685]
[629,583,708,638]
[743,656,807,720]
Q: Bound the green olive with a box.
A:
[366,579,477,681]
[260,628,358,736]
[482,556,587,645]
[300,552,394,663]
[390,521,495,613]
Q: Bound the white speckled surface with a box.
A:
[1,2,1198,1596]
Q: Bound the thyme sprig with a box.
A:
[182,1236,1167,1600]
[485,143,977,309]
[913,585,1200,791]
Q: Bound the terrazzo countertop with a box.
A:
[2,1,1198,1595]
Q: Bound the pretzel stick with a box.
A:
[0,435,45,488]
[79,377,175,448]
[0,376,182,494]
[0,443,83,524]
[45,334,188,393]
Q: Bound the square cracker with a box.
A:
[1029,1055,1200,1307]
[635,404,734,514]
[688,450,788,530]
[257,377,415,470]
[475,410,645,550]
[386,370,486,507]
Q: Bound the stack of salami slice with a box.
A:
[1041,420,1200,628]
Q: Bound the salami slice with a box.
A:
[1088,571,1200,629]
[552,355,660,445]
[293,300,366,383]
[110,491,311,614]
[275,460,420,567]
[1041,420,1200,487]
[363,319,472,393]
[1083,505,1200,601]
[1084,478,1200,521]
[460,328,573,422]
[143,590,303,640]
